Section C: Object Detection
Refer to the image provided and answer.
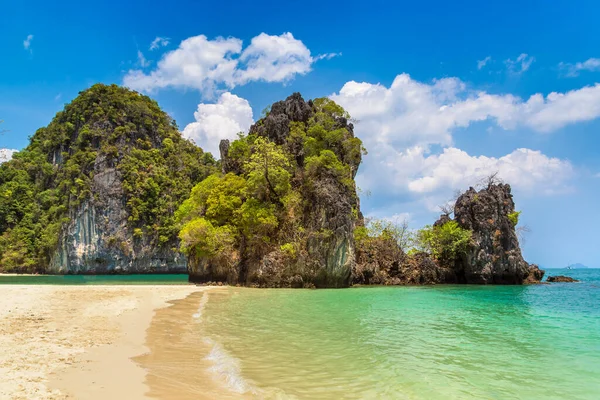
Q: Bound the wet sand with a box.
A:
[0,285,205,399]
[134,289,252,400]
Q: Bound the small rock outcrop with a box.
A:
[449,183,542,283]
[547,275,579,283]
[353,183,544,286]
[353,237,455,285]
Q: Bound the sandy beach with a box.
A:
[0,284,205,399]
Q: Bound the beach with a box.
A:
[0,284,204,399]
[1,271,598,400]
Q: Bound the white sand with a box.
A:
[0,284,204,399]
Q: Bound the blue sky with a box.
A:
[2,0,599,268]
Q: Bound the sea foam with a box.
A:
[204,337,256,394]
[192,291,208,321]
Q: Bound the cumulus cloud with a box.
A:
[124,32,325,95]
[505,53,535,74]
[0,149,18,163]
[559,58,600,77]
[124,35,241,95]
[407,148,573,195]
[477,56,491,70]
[23,34,33,52]
[149,36,170,51]
[331,73,579,210]
[182,92,254,156]
[332,73,600,148]
[235,32,314,85]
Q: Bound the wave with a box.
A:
[192,291,209,321]
[203,337,257,395]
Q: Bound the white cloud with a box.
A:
[477,56,491,70]
[517,84,600,132]
[354,143,573,213]
[332,74,600,149]
[124,32,325,95]
[137,50,150,68]
[559,58,600,77]
[505,53,535,74]
[23,35,33,52]
[149,36,170,51]
[54,93,62,101]
[315,52,342,61]
[407,147,573,195]
[331,73,580,211]
[0,149,18,163]
[182,92,254,156]
[235,32,314,85]
[124,35,242,94]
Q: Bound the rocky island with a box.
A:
[0,85,544,285]
[0,84,216,273]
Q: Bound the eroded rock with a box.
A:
[547,275,579,283]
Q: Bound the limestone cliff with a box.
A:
[0,84,215,273]
[450,183,544,283]
[180,94,363,287]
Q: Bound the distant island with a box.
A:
[567,263,589,269]
[0,84,544,286]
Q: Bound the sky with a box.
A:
[2,0,599,268]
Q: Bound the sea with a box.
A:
[3,269,599,399]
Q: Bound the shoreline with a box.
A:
[0,284,206,399]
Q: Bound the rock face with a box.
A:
[547,275,579,282]
[0,84,214,273]
[185,94,362,287]
[49,170,186,274]
[353,237,455,285]
[450,183,543,283]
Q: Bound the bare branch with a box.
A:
[477,171,503,190]
[516,224,531,244]
[438,203,454,216]
[438,189,462,217]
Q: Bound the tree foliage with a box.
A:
[416,221,472,261]
[508,211,521,227]
[354,218,413,253]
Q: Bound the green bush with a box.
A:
[416,221,472,261]
[353,218,413,252]
[508,211,521,227]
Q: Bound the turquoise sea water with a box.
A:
[190,268,600,399]
[0,273,189,285]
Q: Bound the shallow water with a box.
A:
[141,269,600,399]
[0,274,189,285]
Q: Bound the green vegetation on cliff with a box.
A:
[0,84,216,272]
[415,221,472,262]
[177,95,365,286]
